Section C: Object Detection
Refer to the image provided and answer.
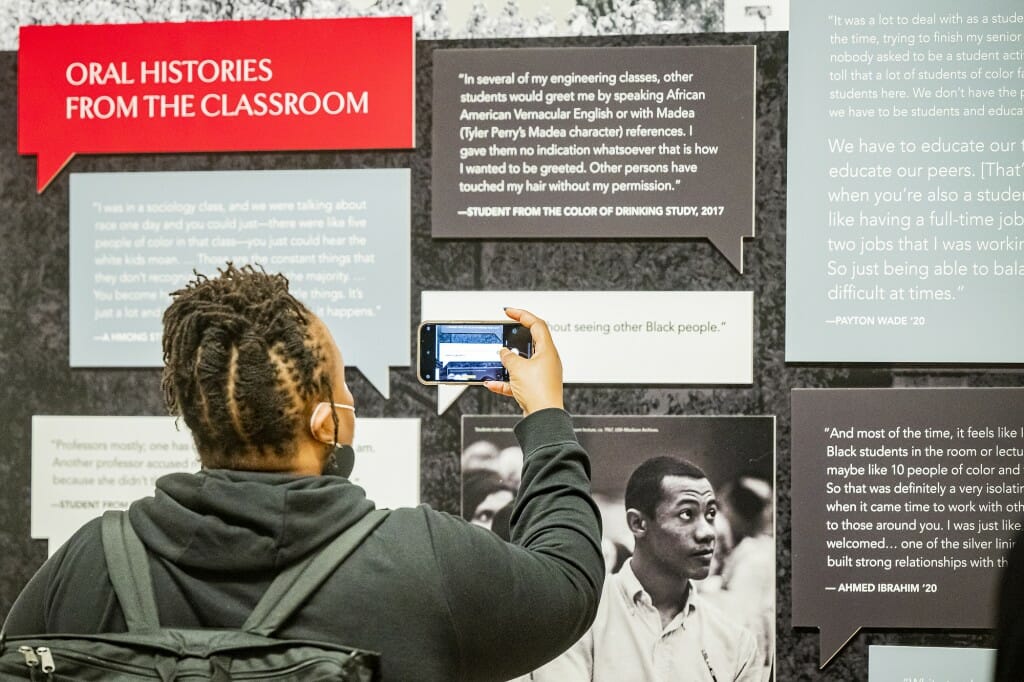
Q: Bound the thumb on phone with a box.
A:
[499,345,524,366]
[485,309,563,415]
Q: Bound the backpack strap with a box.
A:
[243,508,390,637]
[101,510,162,632]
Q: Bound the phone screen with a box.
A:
[418,322,532,384]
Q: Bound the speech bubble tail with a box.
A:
[818,620,861,669]
[35,152,74,193]
[707,232,748,274]
[436,385,467,414]
[358,366,391,400]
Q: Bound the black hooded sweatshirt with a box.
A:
[4,408,604,681]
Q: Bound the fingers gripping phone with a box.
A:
[417,321,533,385]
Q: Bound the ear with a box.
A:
[626,508,647,538]
[309,402,336,445]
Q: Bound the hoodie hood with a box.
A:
[128,469,375,573]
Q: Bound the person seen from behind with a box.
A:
[3,263,605,681]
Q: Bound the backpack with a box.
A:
[0,508,390,681]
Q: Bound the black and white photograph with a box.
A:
[463,414,776,681]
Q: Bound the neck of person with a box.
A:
[222,439,330,476]
[287,443,330,475]
[630,550,692,627]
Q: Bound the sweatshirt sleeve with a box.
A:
[429,408,605,681]
[3,518,125,634]
[3,518,122,636]
[2,554,54,635]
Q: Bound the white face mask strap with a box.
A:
[309,402,356,440]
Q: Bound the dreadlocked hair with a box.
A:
[161,263,335,469]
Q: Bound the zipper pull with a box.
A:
[35,647,55,674]
[17,645,39,668]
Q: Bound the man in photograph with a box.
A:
[531,456,762,682]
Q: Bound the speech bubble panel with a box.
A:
[32,416,200,554]
[868,645,995,682]
[18,17,413,192]
[431,46,756,272]
[69,168,410,398]
[33,415,421,555]
[791,388,1024,668]
[786,0,1024,362]
[423,291,753,412]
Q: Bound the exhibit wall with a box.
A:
[2,0,1023,680]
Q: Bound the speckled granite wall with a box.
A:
[0,32,1014,679]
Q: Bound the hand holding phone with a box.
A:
[484,308,564,416]
[417,320,533,385]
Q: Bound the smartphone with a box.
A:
[417,321,533,385]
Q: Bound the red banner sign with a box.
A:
[19,17,415,191]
